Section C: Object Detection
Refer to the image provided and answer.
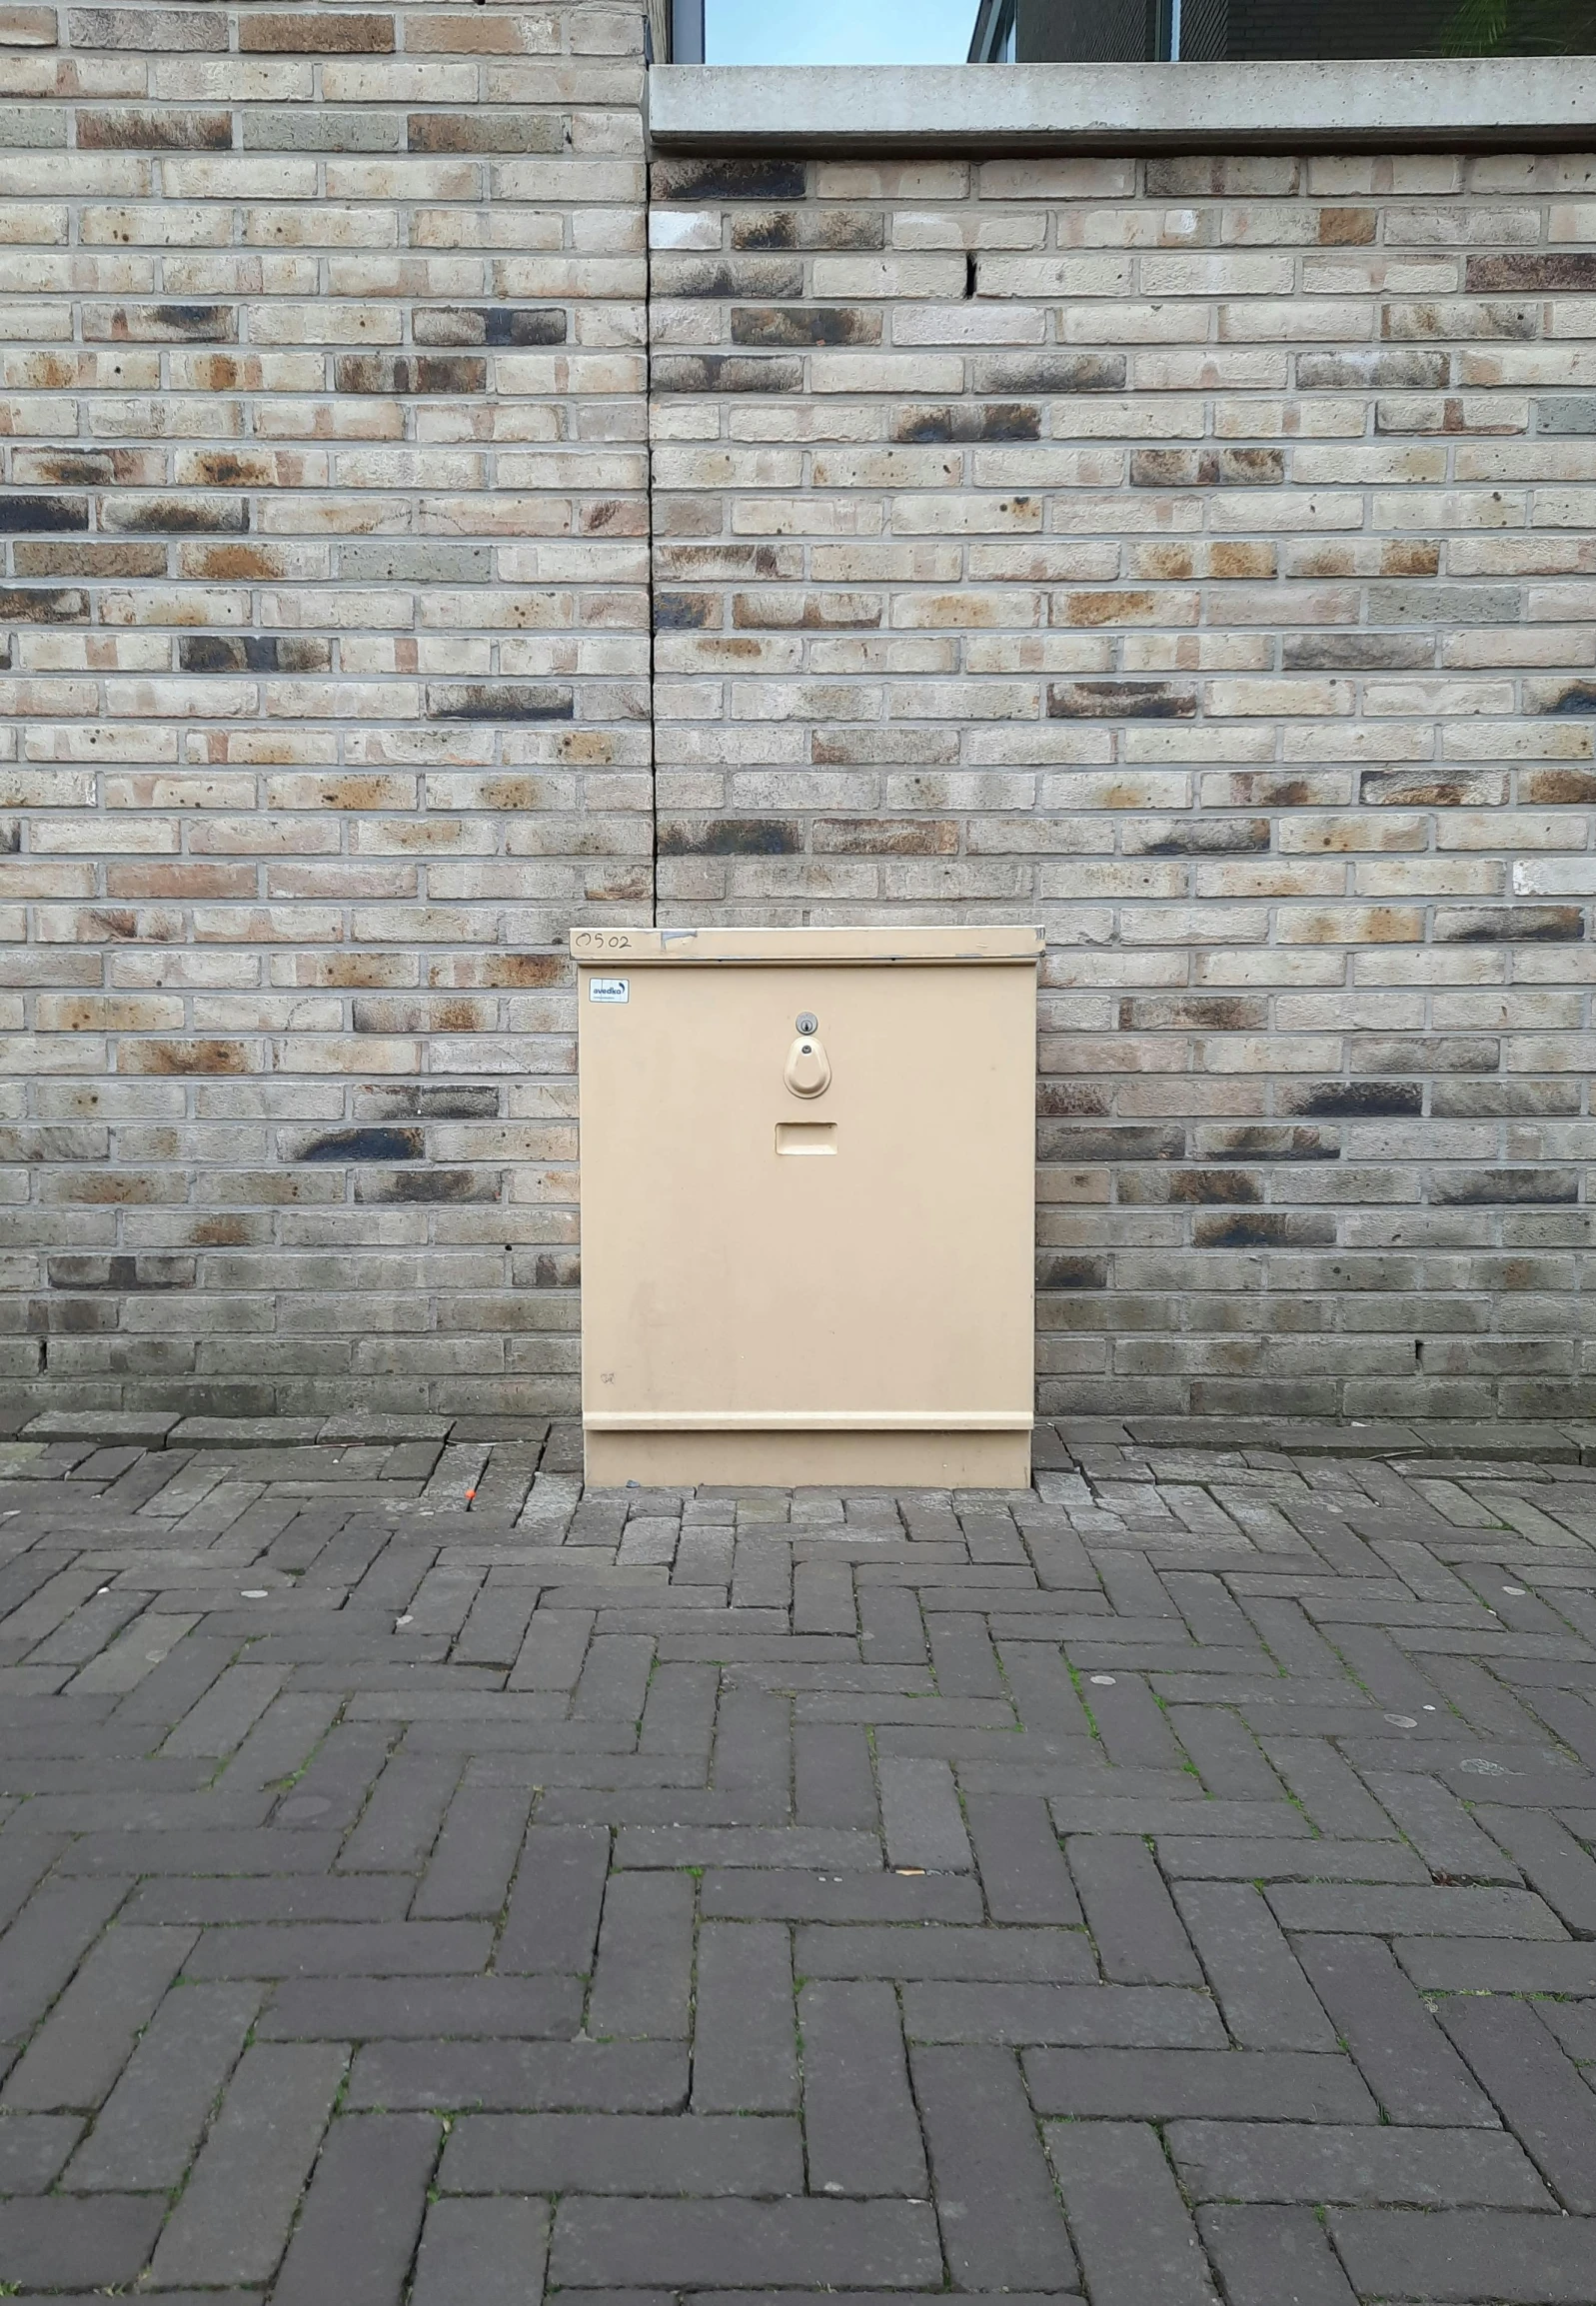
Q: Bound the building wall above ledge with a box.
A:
[648,60,1596,154]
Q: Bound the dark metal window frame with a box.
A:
[669,0,706,63]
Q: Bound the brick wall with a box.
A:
[0,0,650,1415]
[649,150,1596,1423]
[2,14,1593,1419]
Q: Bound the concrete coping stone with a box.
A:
[648,59,1596,153]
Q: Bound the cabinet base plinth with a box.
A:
[584,1427,1031,1488]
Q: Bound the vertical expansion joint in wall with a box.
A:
[645,123,659,930]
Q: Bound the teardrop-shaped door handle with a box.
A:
[784,1034,830,1099]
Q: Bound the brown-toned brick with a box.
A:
[240,11,395,50]
[75,109,232,148]
[1465,252,1596,291]
[732,307,880,348]
[1047,682,1198,720]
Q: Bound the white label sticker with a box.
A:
[589,977,630,1004]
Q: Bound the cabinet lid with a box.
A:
[570,925,1044,965]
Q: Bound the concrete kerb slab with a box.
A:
[18,1410,1596,1468]
[20,1411,183,1449]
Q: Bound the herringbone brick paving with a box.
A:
[0,1416,1594,2302]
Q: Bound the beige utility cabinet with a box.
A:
[572,925,1042,1489]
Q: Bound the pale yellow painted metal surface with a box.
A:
[573,926,1040,1487]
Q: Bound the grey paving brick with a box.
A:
[1079,1670,1187,1767]
[71,1605,201,1695]
[573,1634,655,1721]
[698,1868,985,1923]
[0,2112,82,2192]
[857,1584,928,1666]
[0,2196,164,2288]
[964,1791,1080,1922]
[1475,1801,1596,1933]
[904,1979,1226,2045]
[2,1923,195,2109]
[164,1662,287,1758]
[616,1825,879,1868]
[1167,1703,1284,1800]
[0,1874,128,2046]
[346,2038,688,2112]
[799,1979,926,2197]
[1293,1934,1498,2126]
[711,1684,791,1801]
[149,2041,347,2285]
[878,1755,972,1871]
[1260,1735,1398,1837]
[1357,1768,1523,1883]
[59,1825,343,1874]
[439,2111,802,2195]
[274,1720,397,1831]
[0,1836,69,1931]
[1328,2208,1596,2302]
[792,1559,855,1637]
[125,1875,410,1925]
[926,1612,1003,1696]
[1023,2046,1377,2121]
[1438,1994,1596,2213]
[795,1721,877,1827]
[500,1823,610,1973]
[456,1583,538,1670]
[1000,1643,1093,1738]
[1155,1834,1430,1882]
[548,2198,942,2288]
[1067,1834,1203,1984]
[64,1979,263,2189]
[184,1919,493,1978]
[798,1922,1093,1981]
[588,1871,693,2039]
[257,1975,581,2040]
[410,2196,549,2306]
[108,1633,249,1730]
[338,1753,459,1871]
[224,1691,342,1792]
[1166,2118,1552,2207]
[1395,1937,1596,1992]
[638,1662,717,1757]
[273,2112,438,2306]
[1538,1999,1596,2060]
[914,2043,1077,2290]
[1171,1881,1338,2050]
[692,1920,798,2111]
[1269,1880,1568,1936]
[1196,2205,1359,2306]
[1049,1795,1310,1837]
[1045,2119,1216,2306]
[413,1784,531,1918]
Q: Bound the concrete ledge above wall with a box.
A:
[648,59,1596,152]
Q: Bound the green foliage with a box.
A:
[1438,0,1596,49]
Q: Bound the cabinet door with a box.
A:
[578,961,1035,1426]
